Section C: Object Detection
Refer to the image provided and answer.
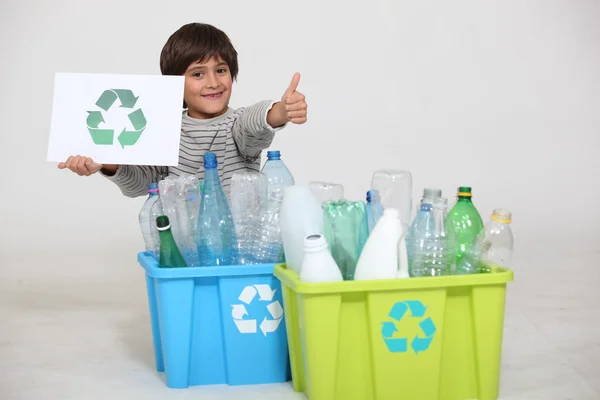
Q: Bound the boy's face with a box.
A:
[184,57,233,119]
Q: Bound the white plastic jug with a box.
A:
[279,185,324,274]
[299,234,343,283]
[354,208,409,281]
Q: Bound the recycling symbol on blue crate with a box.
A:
[381,300,436,354]
[231,284,284,336]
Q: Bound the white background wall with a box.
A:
[1,0,598,263]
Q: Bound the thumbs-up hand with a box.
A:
[280,73,307,124]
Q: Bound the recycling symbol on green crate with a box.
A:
[381,300,436,354]
[86,89,147,148]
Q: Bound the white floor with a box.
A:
[1,249,599,400]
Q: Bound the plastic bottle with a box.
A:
[181,186,200,266]
[279,185,324,274]
[253,190,285,264]
[229,170,268,264]
[370,170,413,233]
[309,181,344,204]
[299,234,343,283]
[406,188,442,269]
[456,237,492,274]
[138,183,159,261]
[157,215,188,268]
[197,152,238,266]
[445,186,484,263]
[366,190,385,233]
[261,150,295,199]
[354,208,409,281]
[479,209,514,267]
[410,197,457,277]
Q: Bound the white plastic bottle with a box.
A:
[279,185,324,274]
[299,234,343,283]
[479,209,514,267]
[354,208,409,281]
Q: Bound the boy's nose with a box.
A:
[206,73,219,88]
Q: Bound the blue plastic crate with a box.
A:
[138,252,290,389]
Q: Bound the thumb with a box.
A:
[284,72,301,97]
[85,157,103,172]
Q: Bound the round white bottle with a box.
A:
[299,234,343,283]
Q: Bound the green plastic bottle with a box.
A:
[445,186,484,263]
[157,215,188,268]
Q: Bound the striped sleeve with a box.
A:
[102,165,167,198]
[232,100,282,160]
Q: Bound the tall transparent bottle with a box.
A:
[410,197,457,277]
[157,215,188,268]
[456,237,492,274]
[406,188,442,270]
[479,209,514,267]
[370,169,413,233]
[139,183,162,261]
[445,186,484,263]
[253,190,285,264]
[261,150,295,199]
[197,152,238,266]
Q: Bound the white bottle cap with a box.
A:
[303,233,329,252]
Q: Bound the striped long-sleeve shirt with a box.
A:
[103,100,283,198]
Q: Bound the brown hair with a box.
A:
[160,22,239,79]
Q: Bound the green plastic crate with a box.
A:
[274,265,513,400]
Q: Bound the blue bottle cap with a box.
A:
[203,152,218,169]
[267,150,281,160]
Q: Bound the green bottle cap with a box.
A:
[156,215,170,230]
[457,186,472,197]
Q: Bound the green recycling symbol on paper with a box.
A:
[86,89,147,148]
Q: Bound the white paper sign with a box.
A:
[47,73,185,166]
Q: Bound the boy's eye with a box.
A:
[192,72,203,77]
[217,68,228,74]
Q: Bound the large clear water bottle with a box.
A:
[409,197,457,277]
[252,190,285,264]
[478,209,514,267]
[370,169,413,233]
[261,150,295,199]
[197,152,238,266]
[139,183,161,260]
[229,171,268,264]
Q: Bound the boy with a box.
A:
[58,22,307,197]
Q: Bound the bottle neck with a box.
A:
[457,196,472,203]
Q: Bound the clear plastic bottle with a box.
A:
[261,150,295,199]
[479,209,514,267]
[370,170,413,233]
[456,237,492,274]
[197,152,238,266]
[229,170,268,264]
[366,190,385,233]
[406,188,442,270]
[253,190,285,264]
[139,183,160,259]
[410,197,457,277]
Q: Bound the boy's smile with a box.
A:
[184,57,233,119]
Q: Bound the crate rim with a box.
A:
[138,252,278,279]
[273,264,514,294]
